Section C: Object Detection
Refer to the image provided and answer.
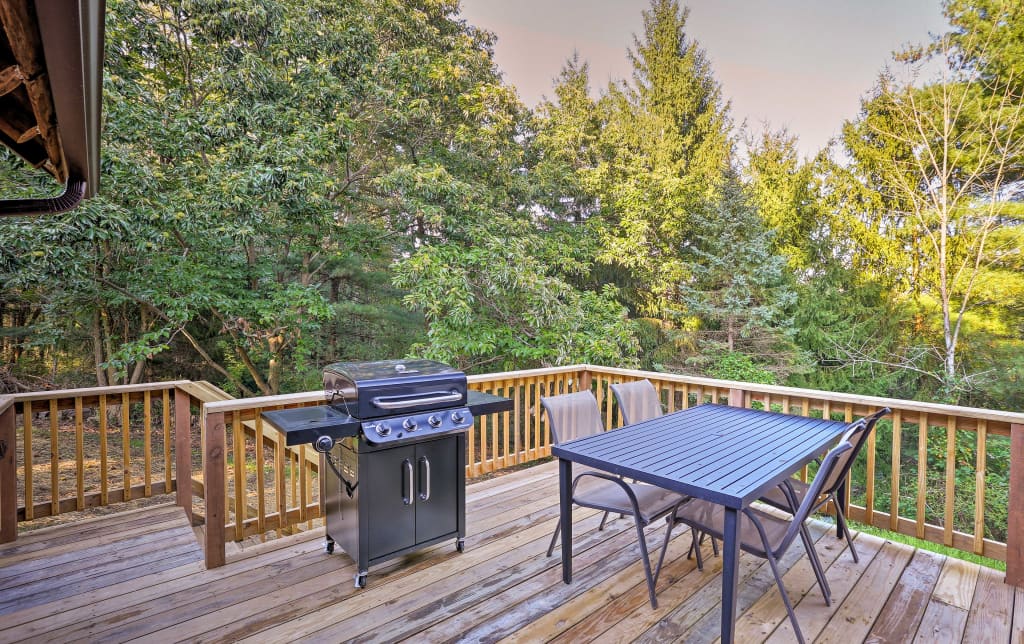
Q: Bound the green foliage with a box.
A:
[393,223,639,372]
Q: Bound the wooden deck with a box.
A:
[0,461,1021,643]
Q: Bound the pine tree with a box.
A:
[588,0,733,318]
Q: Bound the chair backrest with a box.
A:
[817,407,892,496]
[776,428,860,553]
[610,380,664,426]
[541,391,605,445]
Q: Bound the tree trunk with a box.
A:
[92,308,108,387]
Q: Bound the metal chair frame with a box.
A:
[758,407,891,563]
[654,426,864,644]
[541,390,687,608]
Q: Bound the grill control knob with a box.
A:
[403,417,418,431]
[427,414,443,428]
[451,410,466,424]
[374,422,391,437]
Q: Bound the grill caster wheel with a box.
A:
[325,540,335,554]
[355,572,367,588]
[456,538,465,553]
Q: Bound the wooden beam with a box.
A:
[174,388,192,521]
[0,0,66,181]
[1007,423,1024,586]
[203,410,226,568]
[0,64,24,96]
[0,399,15,542]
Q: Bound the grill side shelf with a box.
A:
[262,406,361,447]
[467,390,513,416]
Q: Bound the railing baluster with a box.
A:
[163,389,172,495]
[255,412,265,537]
[890,410,902,532]
[122,392,131,502]
[75,397,84,510]
[974,419,987,555]
[945,416,956,547]
[144,390,152,497]
[865,408,877,527]
[49,398,58,517]
[917,412,929,540]
[98,395,107,506]
[24,400,33,520]
[233,412,245,542]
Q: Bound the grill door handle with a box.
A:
[402,459,413,505]
[418,456,431,501]
[372,391,462,410]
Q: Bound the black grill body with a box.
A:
[262,359,510,588]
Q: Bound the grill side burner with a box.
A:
[261,359,512,588]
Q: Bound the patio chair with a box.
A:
[610,379,664,425]
[610,379,719,558]
[758,407,892,563]
[541,390,688,608]
[653,426,864,644]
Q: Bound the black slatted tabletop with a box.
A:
[552,402,853,644]
[552,403,850,508]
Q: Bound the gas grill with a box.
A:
[263,359,511,588]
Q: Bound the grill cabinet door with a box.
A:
[414,436,459,543]
[366,445,416,558]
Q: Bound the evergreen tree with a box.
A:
[587,0,732,318]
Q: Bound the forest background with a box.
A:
[0,0,1021,418]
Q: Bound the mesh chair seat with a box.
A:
[573,477,686,524]
[669,500,792,559]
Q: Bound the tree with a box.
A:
[586,0,732,318]
[745,128,820,272]
[833,30,1024,400]
[675,176,802,382]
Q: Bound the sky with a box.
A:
[458,0,950,159]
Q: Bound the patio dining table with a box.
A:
[551,402,851,643]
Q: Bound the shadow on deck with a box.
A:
[0,461,1020,642]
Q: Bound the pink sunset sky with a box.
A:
[459,0,949,159]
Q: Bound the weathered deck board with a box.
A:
[0,461,1019,644]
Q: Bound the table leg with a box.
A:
[559,457,572,584]
[721,506,740,644]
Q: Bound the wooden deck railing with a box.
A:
[2,365,1022,588]
[0,382,199,537]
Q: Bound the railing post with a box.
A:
[728,388,745,407]
[578,368,592,394]
[1008,422,1024,586]
[203,410,226,568]
[0,399,16,543]
[174,388,193,522]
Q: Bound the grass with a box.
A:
[848,517,1006,571]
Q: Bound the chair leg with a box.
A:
[689,529,705,569]
[765,551,806,644]
[798,523,831,605]
[546,518,561,557]
[653,515,677,587]
[599,510,611,531]
[833,501,859,563]
[633,517,659,609]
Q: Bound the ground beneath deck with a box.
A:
[0,461,1021,643]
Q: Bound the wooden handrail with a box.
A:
[1,395,15,542]
[580,364,1024,429]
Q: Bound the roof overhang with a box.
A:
[0,0,105,215]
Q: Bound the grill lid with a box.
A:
[323,359,468,419]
